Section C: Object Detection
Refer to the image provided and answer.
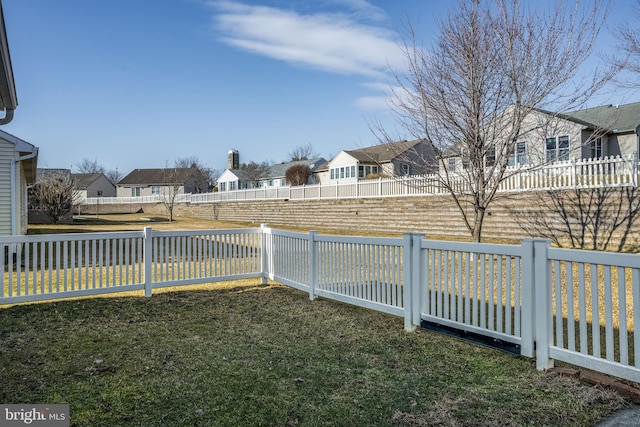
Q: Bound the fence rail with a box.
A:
[81,155,639,206]
[2,226,639,383]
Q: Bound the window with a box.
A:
[350,165,356,177]
[591,137,603,159]
[219,182,226,192]
[340,167,345,179]
[508,141,527,166]
[151,186,161,195]
[401,164,411,175]
[358,165,364,178]
[546,135,569,162]
[229,181,237,191]
[330,169,335,180]
[485,148,496,167]
[448,157,457,172]
[131,187,141,197]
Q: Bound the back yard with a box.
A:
[0,214,629,426]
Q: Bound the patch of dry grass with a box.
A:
[0,281,627,426]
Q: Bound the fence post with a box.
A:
[143,226,153,297]
[411,233,423,328]
[520,239,535,357]
[534,239,554,370]
[309,230,318,301]
[633,152,638,187]
[402,233,419,332]
[261,224,269,285]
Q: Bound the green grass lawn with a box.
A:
[0,280,627,426]
[9,213,631,425]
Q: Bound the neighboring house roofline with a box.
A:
[118,167,197,186]
[343,139,426,164]
[0,1,16,123]
[72,173,106,190]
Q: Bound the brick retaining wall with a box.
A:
[76,191,640,250]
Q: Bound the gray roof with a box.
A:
[72,173,105,190]
[266,157,326,179]
[344,140,426,163]
[565,102,640,133]
[118,168,197,186]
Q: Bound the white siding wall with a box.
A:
[327,152,359,183]
[0,140,13,235]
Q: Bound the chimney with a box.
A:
[228,149,239,169]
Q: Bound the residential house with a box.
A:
[117,167,199,197]
[72,173,116,200]
[217,157,326,192]
[322,139,437,185]
[258,158,326,188]
[442,102,640,173]
[217,148,325,192]
[0,130,37,235]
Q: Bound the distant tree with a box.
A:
[159,164,186,222]
[105,168,123,185]
[175,156,218,193]
[76,158,105,174]
[613,0,640,87]
[32,172,77,224]
[285,164,312,186]
[288,144,319,161]
[240,161,271,188]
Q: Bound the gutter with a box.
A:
[0,107,13,124]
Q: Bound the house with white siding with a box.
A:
[321,139,436,185]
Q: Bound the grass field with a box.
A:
[0,214,630,425]
[0,280,627,426]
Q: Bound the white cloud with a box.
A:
[209,1,403,77]
[354,95,389,111]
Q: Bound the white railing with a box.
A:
[2,227,639,383]
[80,155,639,206]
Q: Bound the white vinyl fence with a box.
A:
[1,227,639,383]
[81,155,639,206]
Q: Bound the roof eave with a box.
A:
[0,2,17,118]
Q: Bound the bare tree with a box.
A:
[285,164,312,186]
[32,172,77,224]
[159,164,195,222]
[76,158,123,185]
[612,0,640,86]
[175,156,217,193]
[379,0,615,242]
[240,161,271,188]
[288,144,319,161]
[76,158,105,174]
[512,187,640,252]
[105,168,123,185]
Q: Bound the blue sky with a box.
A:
[1,0,634,176]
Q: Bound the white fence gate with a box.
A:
[1,227,639,383]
